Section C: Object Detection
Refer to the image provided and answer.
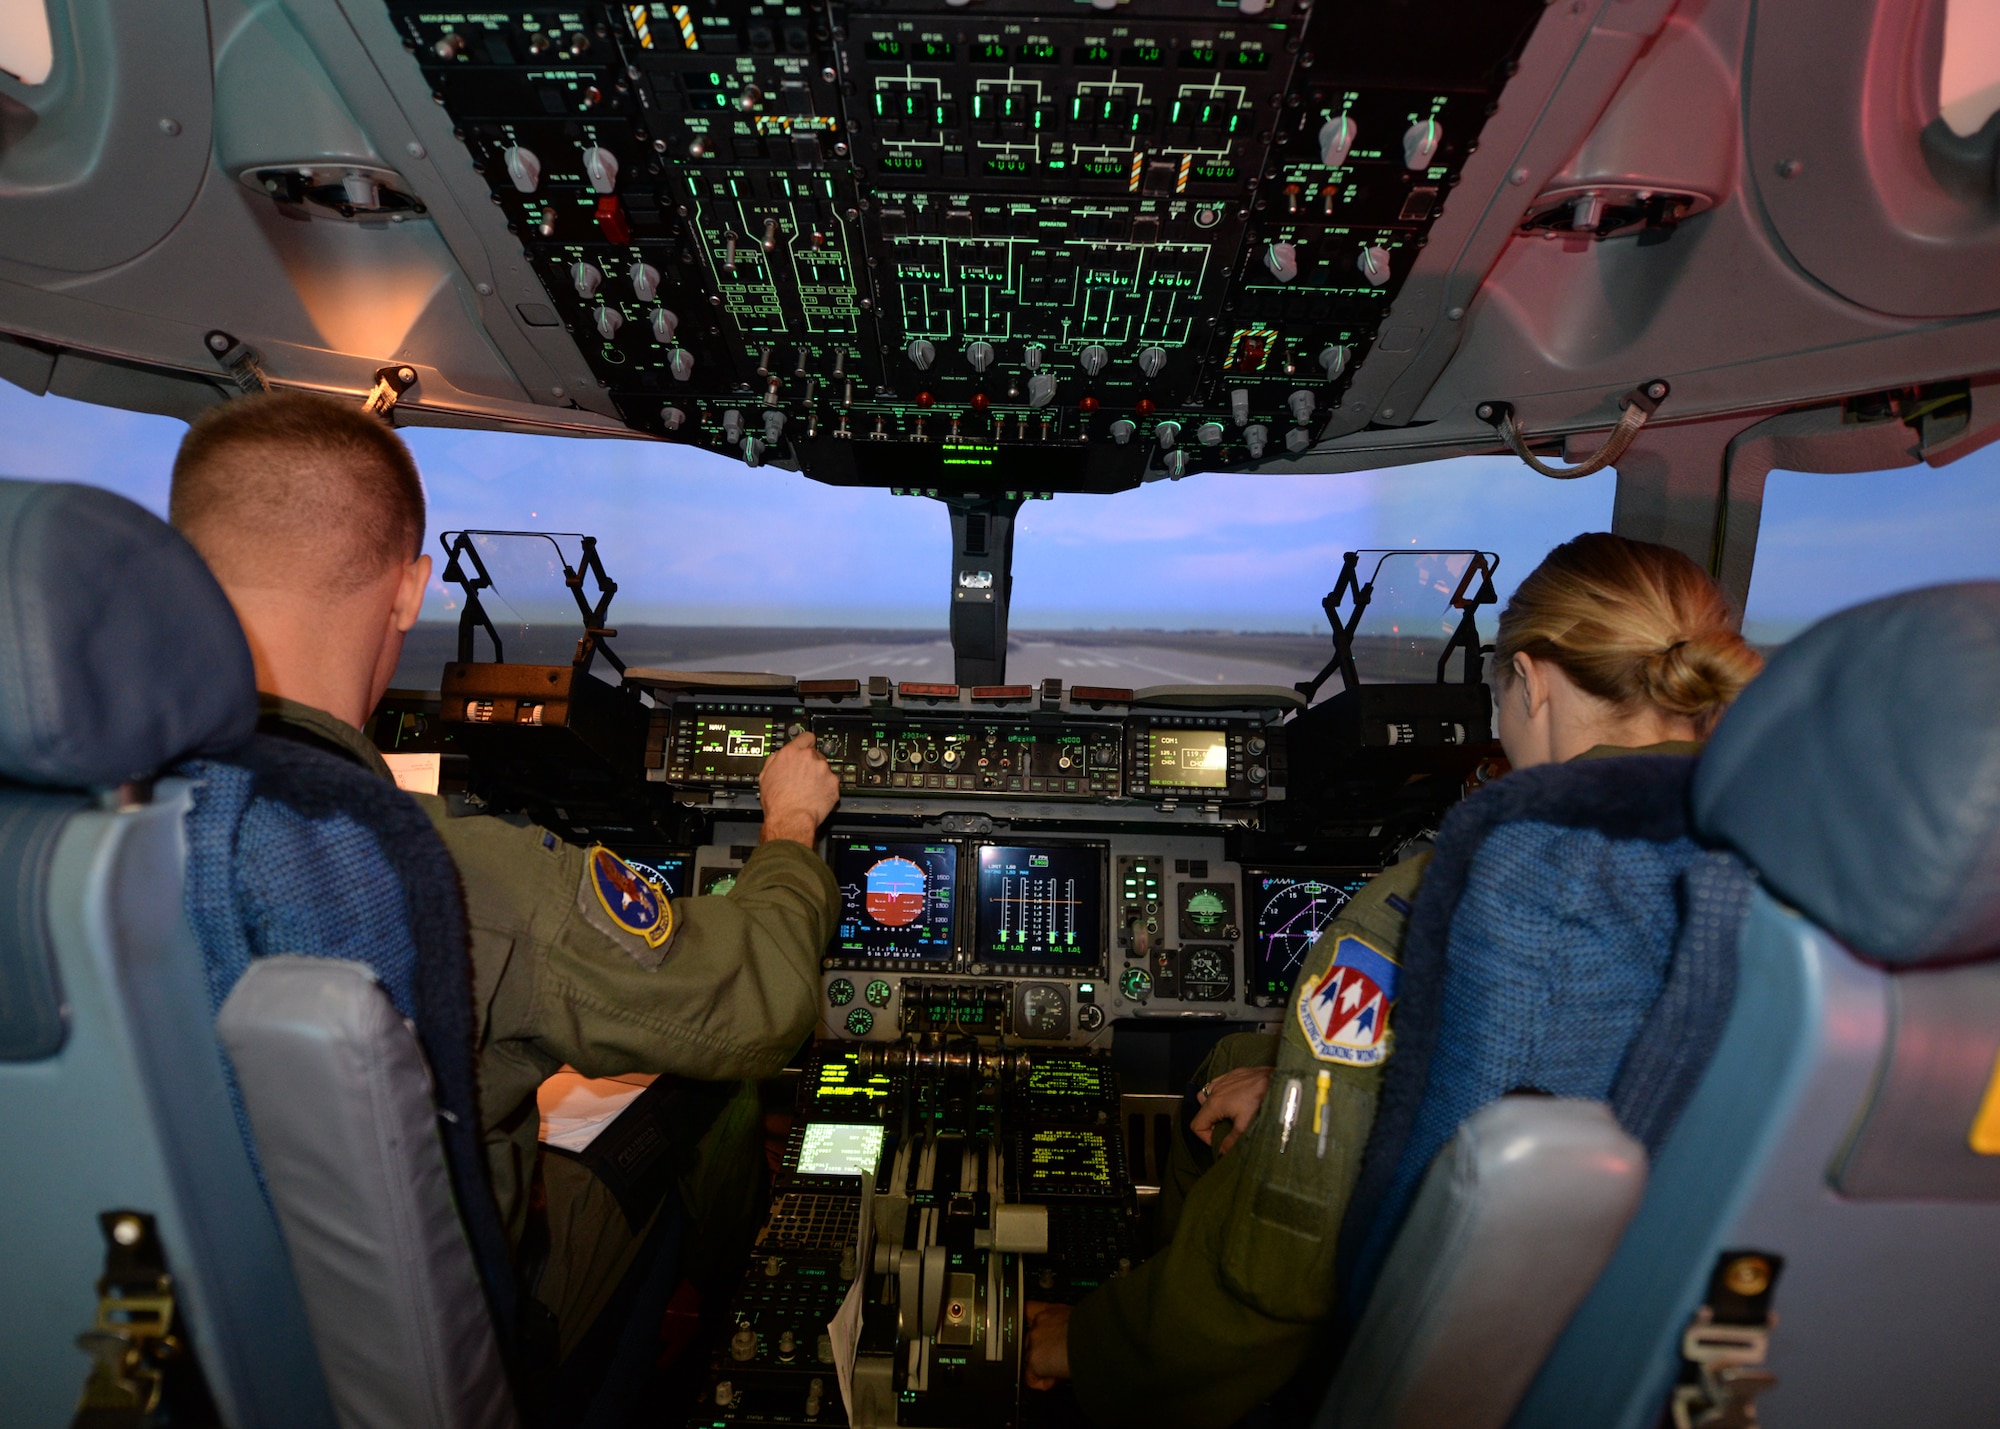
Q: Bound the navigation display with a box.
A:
[626,854,689,899]
[1246,868,1374,1003]
[1147,729,1229,788]
[831,837,958,961]
[1021,1127,1117,1196]
[974,843,1104,966]
[796,1121,887,1178]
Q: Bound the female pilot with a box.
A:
[1023,531,1765,1426]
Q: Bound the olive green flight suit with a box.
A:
[259,697,840,1356]
[1067,854,1428,1428]
[1067,741,1704,1426]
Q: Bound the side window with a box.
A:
[1743,450,2000,646]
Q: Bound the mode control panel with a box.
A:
[821,974,1107,1043]
[659,696,1287,804]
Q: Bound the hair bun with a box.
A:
[1642,629,1761,734]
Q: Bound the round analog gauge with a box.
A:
[1184,947,1229,985]
[1018,984,1068,1036]
[1183,887,1229,934]
[1076,1003,1105,1031]
[864,979,894,1008]
[1119,967,1153,1002]
[1255,880,1352,989]
[845,1007,875,1036]
[827,978,855,1007]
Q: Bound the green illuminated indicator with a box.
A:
[868,38,902,58]
[1078,43,1112,64]
[976,41,1006,61]
[1018,42,1057,62]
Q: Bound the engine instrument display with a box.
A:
[626,853,690,899]
[1246,868,1376,1005]
[1021,1127,1118,1196]
[975,843,1105,967]
[831,837,959,962]
[1146,729,1230,789]
[796,1121,888,1179]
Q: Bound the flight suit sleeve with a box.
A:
[1065,855,1429,1429]
[430,804,841,1084]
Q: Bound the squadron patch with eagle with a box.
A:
[578,845,676,967]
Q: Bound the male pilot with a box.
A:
[168,390,843,1365]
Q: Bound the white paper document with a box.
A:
[536,1068,656,1153]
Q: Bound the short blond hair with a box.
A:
[170,391,426,595]
[1495,533,1763,736]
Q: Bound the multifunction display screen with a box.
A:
[974,843,1104,965]
[687,712,789,780]
[831,837,958,961]
[1021,1127,1117,1195]
[626,854,690,899]
[1147,729,1229,788]
[1246,868,1374,1002]
[796,1121,887,1178]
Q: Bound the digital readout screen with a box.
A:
[1022,1127,1116,1195]
[1026,1058,1110,1103]
[1147,729,1229,788]
[1246,869,1373,1000]
[796,1121,887,1178]
[831,837,958,961]
[974,843,1103,965]
[812,1050,896,1108]
[687,713,789,780]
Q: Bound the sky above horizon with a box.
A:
[3,379,1995,638]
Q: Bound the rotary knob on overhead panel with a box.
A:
[907,339,936,371]
[503,144,541,193]
[1264,241,1299,282]
[1155,420,1179,450]
[1285,426,1312,454]
[1244,423,1270,459]
[743,435,766,467]
[1022,343,1045,371]
[651,306,678,342]
[966,340,996,372]
[1403,118,1442,170]
[433,31,467,59]
[1320,344,1351,381]
[722,408,744,444]
[1137,346,1168,378]
[661,405,687,430]
[593,303,623,339]
[581,145,619,194]
[1230,388,1251,426]
[1197,421,1225,446]
[1358,245,1392,287]
[1163,447,1188,478]
[1288,389,1316,424]
[1319,115,1357,169]
[628,261,660,302]
[1027,372,1059,407]
[570,261,602,299]
[764,410,786,443]
[1079,344,1109,376]
[1109,418,1136,444]
[669,347,695,382]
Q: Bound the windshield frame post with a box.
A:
[943,494,1024,687]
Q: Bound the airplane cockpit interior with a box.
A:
[3,0,2000,1427]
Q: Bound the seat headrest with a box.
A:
[1693,582,2000,967]
[0,480,255,787]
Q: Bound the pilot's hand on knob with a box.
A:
[1023,1301,1072,1390]
[759,732,840,846]
[1192,1065,1276,1156]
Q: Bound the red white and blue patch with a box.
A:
[1297,934,1399,1066]
[588,845,674,949]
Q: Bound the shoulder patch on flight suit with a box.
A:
[1296,934,1399,1066]
[578,845,676,966]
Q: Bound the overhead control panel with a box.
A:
[386,0,1543,489]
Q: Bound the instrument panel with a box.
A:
[385,0,1545,488]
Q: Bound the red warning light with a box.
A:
[971,392,990,410]
[1079,396,1100,414]
[1135,397,1156,417]
[916,391,934,407]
